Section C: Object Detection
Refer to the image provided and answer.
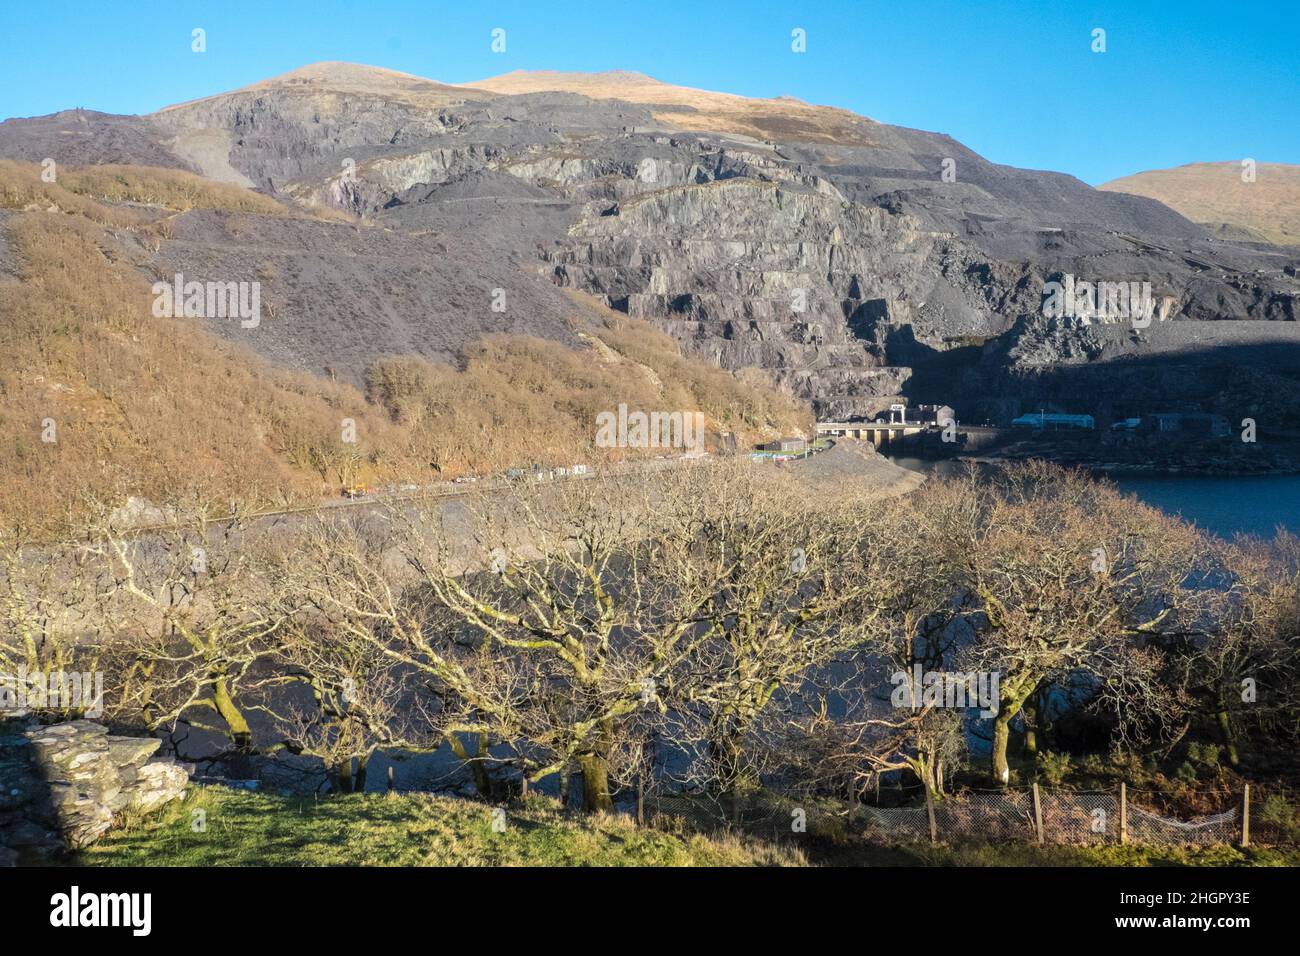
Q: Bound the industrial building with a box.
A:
[761,437,807,453]
[1141,412,1232,438]
[875,403,955,426]
[1010,413,1095,431]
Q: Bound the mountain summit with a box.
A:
[1,61,1297,430]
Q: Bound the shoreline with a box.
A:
[933,434,1300,480]
[962,454,1300,480]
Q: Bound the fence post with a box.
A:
[386,765,394,792]
[1241,784,1251,848]
[519,771,528,800]
[1031,783,1044,844]
[1119,783,1127,845]
[847,776,858,823]
[925,784,937,844]
[635,774,644,827]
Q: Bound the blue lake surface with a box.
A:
[891,457,1300,540]
[1111,475,1300,540]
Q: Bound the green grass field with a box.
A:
[81,786,805,867]
[77,786,1300,867]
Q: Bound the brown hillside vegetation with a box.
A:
[168,62,880,146]
[462,69,880,145]
[1099,161,1300,246]
[0,160,290,219]
[365,303,807,477]
[57,164,292,215]
[0,162,808,533]
[158,61,481,115]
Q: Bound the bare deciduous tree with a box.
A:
[656,461,952,796]
[933,463,1204,784]
[0,525,106,720]
[88,500,285,768]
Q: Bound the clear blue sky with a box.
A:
[2,0,1296,184]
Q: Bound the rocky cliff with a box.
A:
[0,719,189,864]
[3,62,1298,422]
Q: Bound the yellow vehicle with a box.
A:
[341,482,368,499]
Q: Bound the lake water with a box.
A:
[890,458,1300,540]
[1110,475,1300,540]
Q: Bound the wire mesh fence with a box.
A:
[1040,789,1114,844]
[1125,804,1237,846]
[649,783,1292,848]
[648,790,857,843]
[1244,783,1300,846]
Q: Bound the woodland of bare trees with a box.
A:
[3,460,1299,816]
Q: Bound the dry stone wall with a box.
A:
[0,719,189,864]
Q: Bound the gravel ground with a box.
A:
[777,439,925,498]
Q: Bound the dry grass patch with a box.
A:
[463,70,879,146]
[0,162,810,532]
[1100,161,1300,246]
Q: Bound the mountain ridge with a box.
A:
[1100,160,1300,246]
[1,61,1297,433]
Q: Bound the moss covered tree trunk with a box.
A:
[1214,703,1241,767]
[577,752,613,813]
[213,672,254,777]
[708,722,755,796]
[989,678,1033,786]
[448,732,493,797]
[577,720,615,813]
[991,708,1014,785]
[1022,701,1039,757]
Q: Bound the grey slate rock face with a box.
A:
[0,719,189,862]
[2,68,1298,422]
[0,109,191,171]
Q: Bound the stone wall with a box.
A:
[0,719,189,865]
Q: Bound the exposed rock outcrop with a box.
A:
[3,62,1299,423]
[0,719,189,863]
[543,172,995,417]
